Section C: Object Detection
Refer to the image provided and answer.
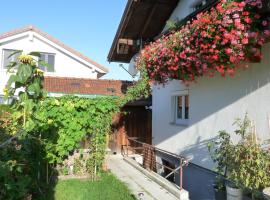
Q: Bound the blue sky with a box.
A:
[0,0,133,81]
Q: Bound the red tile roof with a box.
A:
[0,25,108,74]
[44,76,133,96]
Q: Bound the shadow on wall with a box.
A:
[179,136,214,169]
[180,137,218,200]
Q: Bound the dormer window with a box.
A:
[39,52,55,72]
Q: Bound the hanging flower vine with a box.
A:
[138,0,270,84]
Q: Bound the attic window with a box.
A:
[39,52,55,72]
[2,49,21,69]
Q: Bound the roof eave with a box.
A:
[108,0,134,63]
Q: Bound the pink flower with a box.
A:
[239,2,246,8]
[242,38,249,44]
[230,56,237,63]
[244,17,252,24]
[225,48,233,54]
[264,30,270,36]
[262,20,268,26]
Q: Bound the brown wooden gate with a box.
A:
[109,102,152,154]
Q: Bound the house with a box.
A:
[108,0,270,199]
[0,25,108,103]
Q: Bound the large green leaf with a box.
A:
[17,64,32,84]
[28,81,41,97]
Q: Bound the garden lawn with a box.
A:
[46,173,136,200]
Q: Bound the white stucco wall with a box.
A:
[152,43,270,170]
[0,31,100,95]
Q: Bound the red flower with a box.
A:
[225,48,233,54]
[241,38,249,44]
[244,17,252,24]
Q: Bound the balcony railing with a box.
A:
[121,137,189,190]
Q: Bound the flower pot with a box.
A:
[214,186,226,200]
[226,185,243,200]
[263,188,270,200]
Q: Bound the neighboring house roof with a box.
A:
[44,77,133,96]
[0,25,109,75]
[107,0,179,63]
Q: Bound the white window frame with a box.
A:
[2,49,21,70]
[38,52,55,72]
[171,90,189,126]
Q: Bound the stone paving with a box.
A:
[107,155,179,200]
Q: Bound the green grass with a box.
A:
[46,173,136,200]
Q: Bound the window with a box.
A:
[0,95,13,105]
[2,49,21,69]
[39,53,55,72]
[172,90,189,125]
[191,0,211,12]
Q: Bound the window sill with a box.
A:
[170,121,189,127]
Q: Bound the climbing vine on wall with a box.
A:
[34,96,120,165]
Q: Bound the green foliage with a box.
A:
[0,52,48,200]
[73,158,85,175]
[209,115,270,196]
[0,136,48,200]
[34,96,119,165]
[5,52,45,133]
[0,105,12,134]
[0,50,146,199]
[122,64,151,105]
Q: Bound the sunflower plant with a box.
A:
[4,51,48,132]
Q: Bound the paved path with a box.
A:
[107,155,178,200]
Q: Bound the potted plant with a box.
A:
[208,130,234,200]
[209,115,270,200]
